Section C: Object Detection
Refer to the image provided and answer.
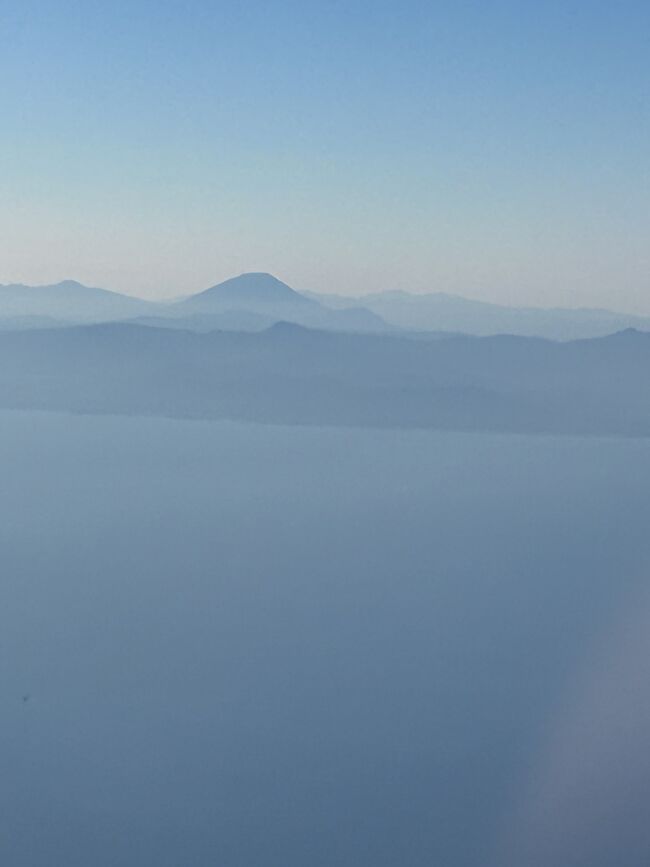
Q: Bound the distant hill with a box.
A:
[0,280,158,324]
[0,322,648,437]
[170,272,390,333]
[4,274,649,340]
[181,272,315,313]
[309,289,650,340]
[0,274,389,334]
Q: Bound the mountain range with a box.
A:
[308,289,650,340]
[1,321,648,437]
[2,271,648,438]
[0,274,390,335]
[2,273,648,339]
[0,279,153,324]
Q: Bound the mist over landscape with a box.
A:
[3,0,650,864]
[3,272,650,339]
[1,273,649,439]
[3,411,650,867]
[2,272,650,866]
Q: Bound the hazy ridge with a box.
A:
[3,273,649,339]
[0,320,648,437]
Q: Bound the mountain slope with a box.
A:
[0,274,389,335]
[0,323,648,436]
[182,272,315,313]
[0,280,159,324]
[5,274,648,340]
[172,272,389,333]
[310,290,650,340]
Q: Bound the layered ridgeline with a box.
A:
[1,272,648,436]
[0,274,389,334]
[0,279,156,326]
[0,322,648,437]
[2,272,649,338]
[308,289,650,341]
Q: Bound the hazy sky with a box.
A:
[1,0,648,310]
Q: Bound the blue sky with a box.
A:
[1,0,648,310]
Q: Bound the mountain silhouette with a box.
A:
[3,273,649,339]
[0,280,157,324]
[175,272,389,332]
[1,323,648,437]
[182,272,315,311]
[309,289,650,340]
[0,275,388,334]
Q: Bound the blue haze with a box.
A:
[2,412,650,865]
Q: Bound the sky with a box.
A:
[0,0,648,311]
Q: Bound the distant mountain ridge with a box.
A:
[0,274,389,334]
[182,272,314,311]
[1,321,648,437]
[2,273,649,339]
[308,289,650,340]
[0,279,156,323]
[176,272,389,333]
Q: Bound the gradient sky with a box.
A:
[1,0,648,310]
